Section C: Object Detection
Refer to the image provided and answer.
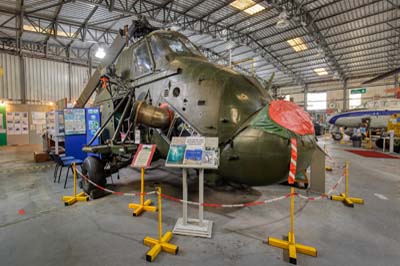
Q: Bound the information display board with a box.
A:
[46,111,65,137]
[6,112,29,135]
[166,137,219,169]
[131,144,156,169]
[31,112,46,135]
[85,108,101,157]
[64,108,86,135]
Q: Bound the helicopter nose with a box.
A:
[218,101,316,186]
[219,126,291,186]
[267,100,315,135]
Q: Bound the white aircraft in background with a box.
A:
[328,99,400,140]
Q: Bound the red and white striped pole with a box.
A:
[288,137,297,185]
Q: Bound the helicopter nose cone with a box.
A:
[218,101,316,186]
[268,100,314,135]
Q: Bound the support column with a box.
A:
[342,79,348,112]
[88,47,92,76]
[303,84,308,111]
[67,45,72,101]
[394,74,399,98]
[17,0,26,104]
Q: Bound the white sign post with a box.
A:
[165,137,219,238]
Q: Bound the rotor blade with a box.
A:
[265,72,275,91]
[362,67,400,85]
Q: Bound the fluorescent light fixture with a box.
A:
[230,0,265,15]
[314,68,328,76]
[23,25,72,38]
[244,3,265,15]
[230,0,253,10]
[287,37,308,52]
[95,47,106,59]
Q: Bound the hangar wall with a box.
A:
[279,76,398,111]
[0,53,90,104]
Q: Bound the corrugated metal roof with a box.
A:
[0,0,398,87]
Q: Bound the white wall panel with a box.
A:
[71,65,90,102]
[0,53,94,103]
[0,53,21,101]
[25,57,69,103]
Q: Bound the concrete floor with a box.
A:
[0,140,399,266]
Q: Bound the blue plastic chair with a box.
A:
[62,158,83,189]
[52,154,83,188]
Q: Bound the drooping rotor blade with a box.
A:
[75,19,157,108]
[362,67,400,85]
[264,72,275,91]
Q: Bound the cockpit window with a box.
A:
[132,42,152,76]
[167,38,189,54]
[150,33,203,58]
[179,37,203,56]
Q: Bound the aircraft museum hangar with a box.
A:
[0,0,399,265]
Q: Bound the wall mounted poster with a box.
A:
[64,109,86,135]
[32,112,46,125]
[21,112,29,135]
[6,112,29,135]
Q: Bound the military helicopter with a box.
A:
[76,19,317,198]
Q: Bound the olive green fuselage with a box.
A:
[94,30,316,186]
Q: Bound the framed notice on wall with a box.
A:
[64,108,86,135]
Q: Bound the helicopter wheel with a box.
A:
[81,156,107,199]
[332,132,342,141]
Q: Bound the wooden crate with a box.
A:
[34,151,49,163]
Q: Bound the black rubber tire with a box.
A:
[332,133,342,141]
[81,156,106,195]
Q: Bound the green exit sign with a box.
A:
[351,88,366,94]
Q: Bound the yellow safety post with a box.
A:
[367,128,373,149]
[62,162,89,206]
[267,187,317,265]
[324,144,332,171]
[340,127,345,145]
[128,167,157,216]
[143,186,179,262]
[331,161,364,207]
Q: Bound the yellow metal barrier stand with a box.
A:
[267,187,317,265]
[143,186,179,262]
[324,144,332,171]
[62,162,89,206]
[340,127,345,145]
[331,161,364,207]
[128,167,157,216]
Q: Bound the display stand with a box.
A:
[173,167,213,238]
[165,137,219,238]
[129,144,157,216]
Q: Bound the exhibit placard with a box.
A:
[165,136,219,169]
[131,144,157,169]
[64,108,86,135]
